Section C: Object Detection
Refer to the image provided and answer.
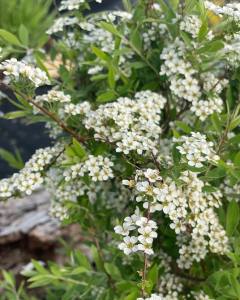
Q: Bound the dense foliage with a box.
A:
[0,0,54,59]
[1,0,240,299]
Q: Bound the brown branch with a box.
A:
[141,203,151,297]
[15,91,88,144]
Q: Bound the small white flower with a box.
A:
[118,236,138,255]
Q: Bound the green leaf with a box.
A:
[116,281,136,293]
[172,145,181,165]
[130,61,147,69]
[226,200,240,236]
[198,40,224,54]
[124,289,139,300]
[0,29,22,46]
[185,0,197,13]
[70,266,90,275]
[92,46,111,62]
[211,113,222,133]
[122,0,132,12]
[204,167,226,180]
[146,264,158,292]
[0,148,24,170]
[4,110,30,119]
[18,24,29,46]
[230,116,240,131]
[73,250,91,270]
[226,86,233,111]
[198,0,207,20]
[108,66,116,90]
[104,263,122,281]
[2,271,15,288]
[28,275,54,288]
[234,152,240,167]
[72,138,86,160]
[198,21,208,42]
[175,121,191,134]
[100,22,122,38]
[130,28,142,51]
[180,31,192,47]
[35,52,50,77]
[97,91,116,103]
[91,245,104,271]
[31,260,48,275]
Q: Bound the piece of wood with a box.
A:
[0,190,60,245]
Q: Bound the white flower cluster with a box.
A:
[59,0,102,11]
[0,145,63,199]
[151,252,184,300]
[47,168,129,221]
[50,202,69,221]
[175,132,219,168]
[192,291,213,300]
[35,90,71,104]
[62,32,81,49]
[180,15,201,38]
[224,33,240,66]
[158,273,184,300]
[142,22,168,50]
[47,17,78,34]
[46,168,88,203]
[160,38,226,120]
[78,13,133,76]
[205,1,240,22]
[137,251,212,300]
[115,213,158,255]
[0,58,49,87]
[63,155,114,182]
[63,101,91,116]
[221,178,240,202]
[119,168,229,269]
[83,91,166,155]
[137,295,162,300]
[45,122,63,139]
[82,25,114,53]
[87,65,103,75]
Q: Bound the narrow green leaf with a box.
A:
[234,152,240,167]
[97,91,116,103]
[100,22,121,38]
[72,139,86,160]
[130,28,142,51]
[226,200,240,236]
[124,289,139,300]
[19,24,29,46]
[230,116,240,131]
[122,0,132,12]
[198,40,224,54]
[104,263,122,280]
[0,29,22,46]
[2,271,15,287]
[108,66,116,90]
[175,121,191,134]
[211,113,222,132]
[92,46,111,62]
[0,148,24,169]
[4,110,30,119]
[74,250,91,270]
[198,21,208,42]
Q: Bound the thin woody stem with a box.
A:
[15,91,88,144]
[141,203,151,297]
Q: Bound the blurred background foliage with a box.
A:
[0,0,54,58]
[0,0,231,178]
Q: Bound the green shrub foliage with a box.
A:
[1,0,240,299]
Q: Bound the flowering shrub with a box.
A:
[1,0,240,299]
